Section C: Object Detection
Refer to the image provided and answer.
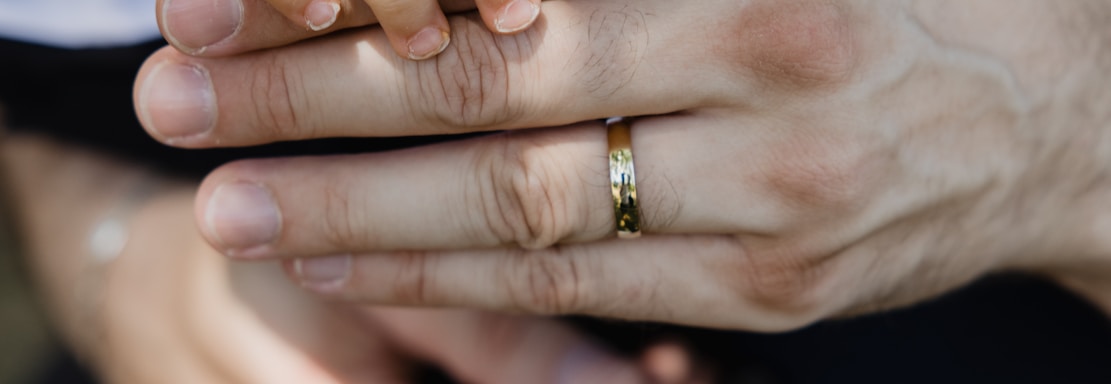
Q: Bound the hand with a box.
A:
[133,0,1111,329]
[158,0,541,59]
[0,135,658,384]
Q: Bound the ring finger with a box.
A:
[194,116,796,259]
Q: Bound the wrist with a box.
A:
[1034,90,1111,315]
[997,28,1111,312]
[1055,158,1111,315]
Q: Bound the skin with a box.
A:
[134,0,1111,330]
[0,134,668,384]
[272,0,542,59]
[157,0,541,59]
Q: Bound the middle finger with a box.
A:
[135,0,724,148]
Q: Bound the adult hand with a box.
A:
[133,0,1111,330]
[0,135,655,384]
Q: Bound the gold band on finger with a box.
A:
[607,117,641,239]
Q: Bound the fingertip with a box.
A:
[205,181,283,256]
[160,0,244,55]
[196,162,285,259]
[365,0,451,60]
[404,26,451,60]
[483,0,540,34]
[293,255,353,292]
[305,0,341,31]
[133,48,218,146]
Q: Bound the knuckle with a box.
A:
[386,251,434,305]
[726,0,858,89]
[320,181,370,249]
[477,135,576,249]
[246,56,313,140]
[725,242,835,327]
[412,18,526,131]
[757,132,873,215]
[500,249,585,315]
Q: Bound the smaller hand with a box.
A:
[270,0,542,60]
[157,0,541,59]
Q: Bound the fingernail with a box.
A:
[495,0,539,34]
[305,1,340,31]
[162,0,244,54]
[138,62,216,141]
[205,182,281,254]
[295,255,352,290]
[407,27,450,60]
[556,343,646,384]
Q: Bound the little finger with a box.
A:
[287,236,849,331]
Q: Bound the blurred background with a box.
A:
[0,210,54,384]
[0,1,153,382]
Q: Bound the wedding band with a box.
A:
[607,117,641,239]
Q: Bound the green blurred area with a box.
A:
[0,155,53,384]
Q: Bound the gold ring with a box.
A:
[607,117,641,239]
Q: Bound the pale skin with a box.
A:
[135,0,1111,331]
